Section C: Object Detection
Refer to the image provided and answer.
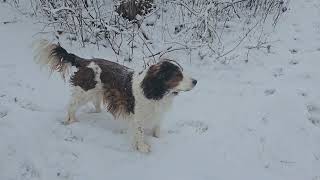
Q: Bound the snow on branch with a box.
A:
[18,0,288,63]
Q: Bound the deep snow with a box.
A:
[1,0,320,180]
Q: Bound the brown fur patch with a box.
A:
[70,66,97,91]
[92,59,135,118]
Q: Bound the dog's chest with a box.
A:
[134,95,174,126]
[132,71,174,123]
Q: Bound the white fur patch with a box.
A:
[66,62,104,123]
[174,73,194,92]
[87,62,103,89]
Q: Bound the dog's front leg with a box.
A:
[152,113,164,138]
[131,118,150,153]
[92,93,102,113]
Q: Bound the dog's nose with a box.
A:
[192,79,197,86]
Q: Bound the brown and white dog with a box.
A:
[33,40,197,152]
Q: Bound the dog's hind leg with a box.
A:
[152,125,161,138]
[65,87,91,125]
[92,92,102,113]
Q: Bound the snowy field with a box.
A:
[1,0,320,180]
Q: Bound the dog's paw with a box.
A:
[153,132,160,138]
[136,143,151,153]
[63,116,78,125]
[62,121,77,125]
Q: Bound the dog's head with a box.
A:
[141,59,197,100]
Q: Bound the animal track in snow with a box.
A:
[297,90,308,97]
[264,89,276,96]
[20,161,40,180]
[13,97,42,111]
[289,59,299,65]
[64,135,84,143]
[273,68,284,78]
[0,105,9,118]
[307,103,320,127]
[289,48,298,54]
[174,120,209,134]
[56,171,72,180]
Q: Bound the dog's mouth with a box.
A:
[175,88,193,93]
[172,88,193,95]
[172,91,179,95]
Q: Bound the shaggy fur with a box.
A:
[33,39,197,153]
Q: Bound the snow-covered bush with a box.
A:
[12,0,288,63]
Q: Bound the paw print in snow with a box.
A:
[176,120,209,134]
[307,104,320,127]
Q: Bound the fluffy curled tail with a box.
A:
[32,39,81,80]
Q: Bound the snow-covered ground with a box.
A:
[1,0,320,180]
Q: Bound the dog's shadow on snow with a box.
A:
[76,110,129,134]
[76,111,158,137]
[54,104,129,136]
[55,107,133,152]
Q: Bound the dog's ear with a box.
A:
[141,61,183,100]
[141,63,169,100]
